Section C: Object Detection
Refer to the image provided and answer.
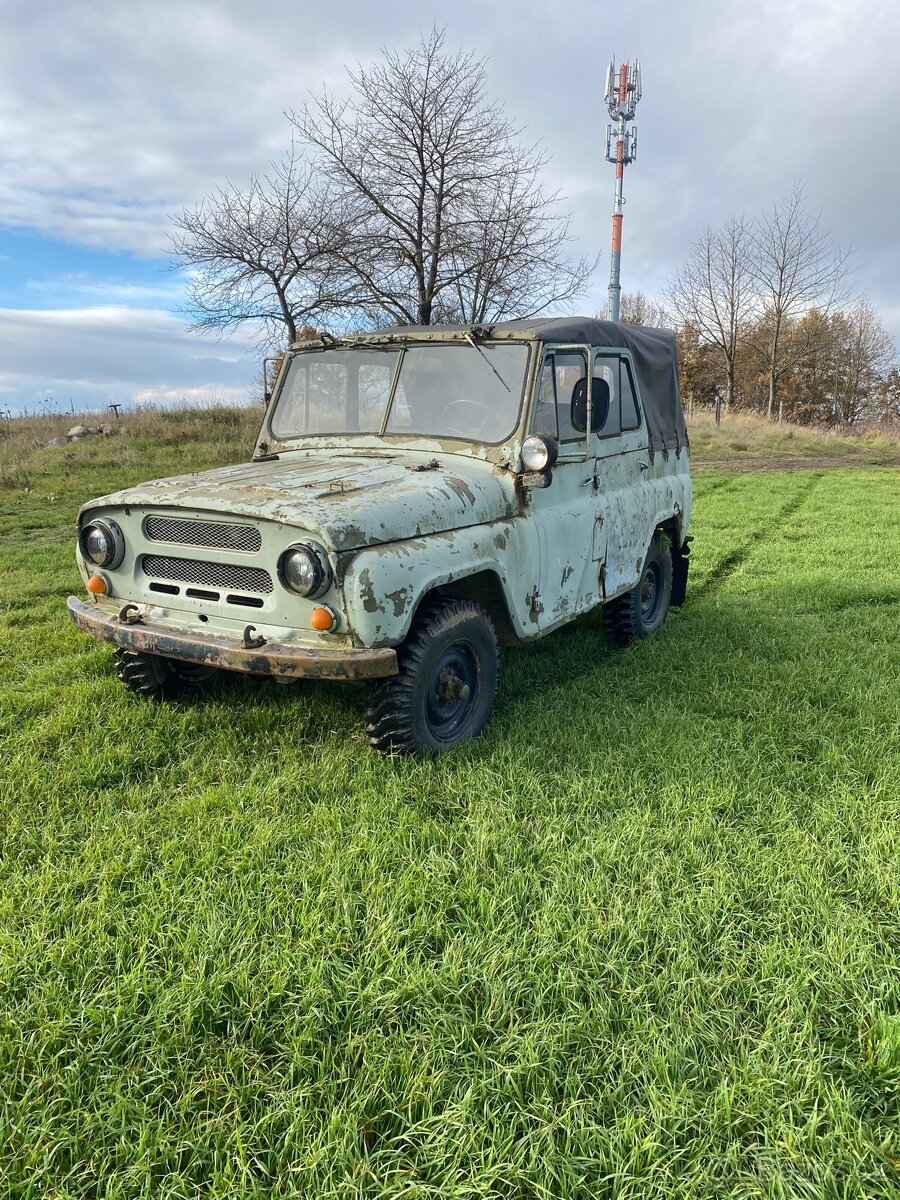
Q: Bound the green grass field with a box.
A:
[1,416,899,1197]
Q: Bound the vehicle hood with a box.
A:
[84,450,518,551]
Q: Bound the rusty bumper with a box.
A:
[67,596,398,681]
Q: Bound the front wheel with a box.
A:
[115,649,218,700]
[365,599,499,756]
[603,535,673,647]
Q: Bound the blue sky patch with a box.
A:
[0,228,182,311]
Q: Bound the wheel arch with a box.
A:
[416,569,517,645]
[341,522,530,648]
[654,515,690,608]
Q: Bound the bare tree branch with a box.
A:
[667,215,756,422]
[749,184,853,418]
[168,147,354,349]
[290,27,593,326]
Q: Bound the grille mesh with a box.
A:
[144,514,261,553]
[142,554,273,595]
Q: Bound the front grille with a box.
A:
[141,554,274,595]
[144,514,261,553]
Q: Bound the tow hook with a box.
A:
[118,604,143,625]
[242,625,267,649]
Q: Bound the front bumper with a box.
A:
[67,596,398,681]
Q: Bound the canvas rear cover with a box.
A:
[498,317,688,457]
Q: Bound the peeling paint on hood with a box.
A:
[83,448,518,551]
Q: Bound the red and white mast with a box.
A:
[605,59,641,322]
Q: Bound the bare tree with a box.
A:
[751,184,851,419]
[169,150,352,347]
[667,215,756,424]
[291,28,592,327]
[441,158,594,323]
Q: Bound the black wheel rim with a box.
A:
[640,560,663,625]
[424,643,480,741]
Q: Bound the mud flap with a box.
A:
[671,536,692,608]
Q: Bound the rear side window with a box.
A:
[592,354,643,438]
[620,359,641,430]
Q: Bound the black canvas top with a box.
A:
[494,317,686,457]
[376,316,688,456]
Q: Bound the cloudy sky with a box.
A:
[1,0,897,416]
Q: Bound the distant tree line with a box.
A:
[622,187,897,427]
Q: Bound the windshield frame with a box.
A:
[264,338,534,451]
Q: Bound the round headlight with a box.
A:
[79,518,125,569]
[280,543,330,598]
[521,434,559,473]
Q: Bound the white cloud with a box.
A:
[0,306,261,415]
[1,0,899,345]
[24,274,187,307]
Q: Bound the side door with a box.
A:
[591,352,650,599]
[525,347,606,631]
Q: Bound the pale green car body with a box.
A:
[69,319,691,690]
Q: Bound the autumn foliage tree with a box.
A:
[657,188,896,426]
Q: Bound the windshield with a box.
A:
[269,342,529,443]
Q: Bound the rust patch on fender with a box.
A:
[358,568,379,613]
[384,587,409,618]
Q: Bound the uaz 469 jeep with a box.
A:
[69,317,691,754]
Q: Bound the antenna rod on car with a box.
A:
[604,58,641,323]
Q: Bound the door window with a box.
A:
[531,351,588,446]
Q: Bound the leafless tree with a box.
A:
[750,184,851,419]
[169,150,352,347]
[667,215,756,424]
[291,28,593,327]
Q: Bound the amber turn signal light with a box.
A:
[310,605,336,631]
[86,574,108,596]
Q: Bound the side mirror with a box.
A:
[571,378,610,433]
[520,433,559,488]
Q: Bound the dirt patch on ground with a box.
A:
[694,454,900,473]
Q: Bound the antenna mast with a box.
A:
[604,58,641,322]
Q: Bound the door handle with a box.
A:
[638,460,649,471]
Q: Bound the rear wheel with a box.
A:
[603,535,673,647]
[365,599,499,756]
[115,649,218,700]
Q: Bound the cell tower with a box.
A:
[604,58,642,323]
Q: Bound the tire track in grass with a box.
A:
[697,472,823,598]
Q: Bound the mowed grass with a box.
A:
[1,426,899,1196]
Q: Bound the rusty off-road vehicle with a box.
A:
[69,317,691,754]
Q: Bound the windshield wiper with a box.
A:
[464,332,511,393]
